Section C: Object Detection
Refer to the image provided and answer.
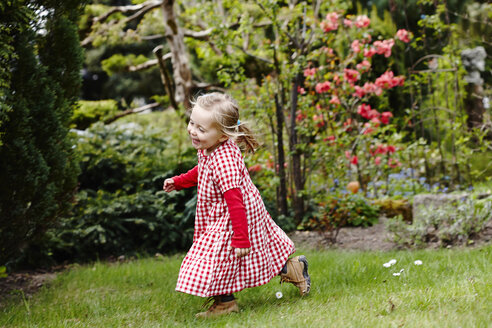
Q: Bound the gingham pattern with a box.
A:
[176,139,295,297]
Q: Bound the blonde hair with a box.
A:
[193,92,259,153]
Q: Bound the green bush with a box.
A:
[22,120,197,266]
[299,193,380,242]
[387,197,492,248]
[72,100,119,130]
[0,4,82,268]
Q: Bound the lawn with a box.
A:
[1,246,491,327]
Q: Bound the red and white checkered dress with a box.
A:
[175,139,295,297]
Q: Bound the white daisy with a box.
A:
[383,262,391,268]
[389,259,397,265]
[276,291,283,299]
[414,260,423,265]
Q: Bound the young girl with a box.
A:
[163,93,310,318]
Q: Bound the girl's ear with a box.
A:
[219,134,229,143]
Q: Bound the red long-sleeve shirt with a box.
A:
[172,166,250,248]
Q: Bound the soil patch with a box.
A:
[289,217,492,251]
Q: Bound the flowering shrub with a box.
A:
[291,10,414,225]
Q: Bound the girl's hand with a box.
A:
[163,178,176,192]
[234,247,251,258]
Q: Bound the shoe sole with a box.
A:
[298,255,311,295]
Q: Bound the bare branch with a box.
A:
[103,102,162,124]
[128,53,172,72]
[123,1,162,25]
[93,0,162,24]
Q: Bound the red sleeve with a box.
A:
[173,166,198,190]
[224,188,251,248]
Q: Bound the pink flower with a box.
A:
[376,144,387,154]
[345,150,352,159]
[396,29,411,43]
[351,40,361,53]
[363,47,376,58]
[375,71,395,89]
[356,60,371,72]
[355,15,370,28]
[375,71,405,90]
[297,86,306,94]
[381,111,393,124]
[329,95,341,105]
[353,86,366,98]
[363,82,383,96]
[357,103,372,119]
[315,81,332,93]
[363,123,374,135]
[375,156,382,165]
[303,67,316,77]
[368,110,380,120]
[386,145,396,153]
[373,39,395,57]
[344,68,360,84]
[321,12,339,32]
[344,18,353,27]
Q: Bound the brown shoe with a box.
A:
[280,255,311,296]
[195,296,239,318]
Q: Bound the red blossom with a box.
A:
[363,82,383,96]
[363,47,376,58]
[376,144,387,154]
[396,29,411,43]
[375,71,404,89]
[351,39,361,53]
[297,86,306,94]
[350,155,359,165]
[381,111,393,124]
[321,12,339,32]
[356,59,371,72]
[386,145,396,153]
[303,67,316,77]
[344,68,360,84]
[357,103,373,119]
[315,81,332,93]
[373,39,395,57]
[363,123,374,134]
[353,86,366,98]
[329,95,341,105]
[354,15,370,28]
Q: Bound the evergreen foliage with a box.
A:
[0,0,84,267]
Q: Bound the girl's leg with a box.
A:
[279,255,311,296]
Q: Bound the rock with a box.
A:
[412,193,469,222]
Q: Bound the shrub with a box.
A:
[387,197,492,247]
[72,100,119,130]
[300,193,380,242]
[21,120,197,266]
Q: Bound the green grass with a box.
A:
[1,246,491,327]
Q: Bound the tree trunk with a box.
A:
[289,73,304,222]
[160,0,193,111]
[274,93,288,217]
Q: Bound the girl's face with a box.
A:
[187,105,228,155]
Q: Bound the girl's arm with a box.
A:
[224,188,251,249]
[163,165,198,191]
